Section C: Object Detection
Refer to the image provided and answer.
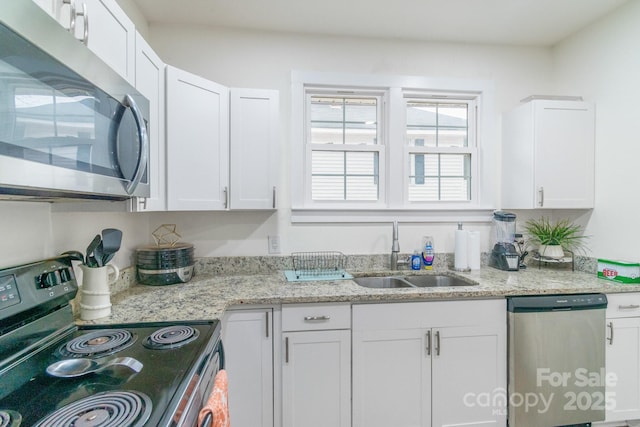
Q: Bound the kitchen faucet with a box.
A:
[390,221,408,270]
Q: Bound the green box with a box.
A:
[598,258,640,284]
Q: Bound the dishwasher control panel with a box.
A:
[507,293,607,312]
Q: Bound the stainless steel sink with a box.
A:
[352,276,414,288]
[353,274,477,288]
[402,275,474,287]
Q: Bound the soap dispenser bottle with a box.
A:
[422,237,435,270]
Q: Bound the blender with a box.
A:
[489,211,520,271]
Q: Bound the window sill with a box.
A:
[290,207,496,223]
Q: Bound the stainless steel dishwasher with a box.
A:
[507,294,607,427]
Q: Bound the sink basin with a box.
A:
[353,277,413,288]
[402,275,475,287]
[353,274,478,288]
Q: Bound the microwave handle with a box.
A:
[122,94,149,195]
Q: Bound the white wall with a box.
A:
[553,0,640,260]
[12,14,625,266]
[141,25,555,256]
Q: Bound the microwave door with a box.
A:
[111,94,148,195]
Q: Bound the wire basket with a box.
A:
[291,251,348,279]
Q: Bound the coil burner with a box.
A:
[33,391,151,427]
[143,325,199,350]
[58,330,137,358]
[0,410,21,427]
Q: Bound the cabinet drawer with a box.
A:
[607,293,640,318]
[282,303,351,331]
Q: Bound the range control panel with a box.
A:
[0,256,78,322]
[0,274,19,310]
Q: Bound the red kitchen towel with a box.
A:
[198,369,230,427]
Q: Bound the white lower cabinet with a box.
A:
[352,299,507,427]
[282,303,351,427]
[222,308,274,427]
[603,293,640,424]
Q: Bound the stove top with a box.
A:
[0,256,222,427]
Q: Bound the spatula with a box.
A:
[100,228,123,266]
[85,234,101,267]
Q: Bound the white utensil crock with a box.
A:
[79,264,119,320]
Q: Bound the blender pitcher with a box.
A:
[489,211,520,271]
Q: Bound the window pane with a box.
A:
[310,96,378,145]
[409,153,470,201]
[311,151,378,201]
[406,101,468,147]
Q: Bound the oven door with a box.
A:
[0,3,149,200]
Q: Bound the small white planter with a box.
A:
[538,244,565,259]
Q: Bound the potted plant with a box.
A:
[523,217,588,258]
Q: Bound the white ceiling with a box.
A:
[130,0,629,46]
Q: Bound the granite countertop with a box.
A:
[78,266,640,325]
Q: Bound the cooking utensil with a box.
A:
[85,234,102,267]
[94,240,105,267]
[100,228,123,266]
[60,250,84,262]
[46,356,143,378]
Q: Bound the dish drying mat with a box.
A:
[284,251,353,282]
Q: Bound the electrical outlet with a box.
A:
[268,235,281,254]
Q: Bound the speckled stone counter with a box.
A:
[77,265,640,325]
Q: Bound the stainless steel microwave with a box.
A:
[0,3,149,201]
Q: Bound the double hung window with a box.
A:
[292,72,494,220]
[308,94,383,202]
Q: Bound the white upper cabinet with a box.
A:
[33,0,135,84]
[166,65,230,211]
[502,99,595,209]
[131,33,165,212]
[165,67,280,211]
[230,89,279,210]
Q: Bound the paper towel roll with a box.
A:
[468,231,481,270]
[454,229,469,271]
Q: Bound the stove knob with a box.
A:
[36,271,60,288]
[59,268,73,283]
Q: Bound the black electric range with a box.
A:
[0,255,222,427]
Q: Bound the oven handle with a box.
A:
[122,94,149,195]
[201,413,213,427]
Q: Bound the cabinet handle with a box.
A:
[138,197,148,210]
[426,330,431,356]
[435,330,441,356]
[62,0,76,33]
[303,316,330,321]
[78,2,88,45]
[223,186,229,209]
[272,186,276,209]
[607,321,614,345]
[265,311,270,338]
[538,187,544,207]
[618,304,640,310]
[285,337,289,363]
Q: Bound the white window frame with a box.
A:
[304,89,387,209]
[291,71,498,223]
[402,93,478,206]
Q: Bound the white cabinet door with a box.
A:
[282,330,351,427]
[131,33,165,212]
[502,99,595,209]
[33,0,135,83]
[605,317,640,422]
[222,309,274,427]
[352,300,506,427]
[76,0,135,84]
[165,65,229,210]
[352,328,431,427]
[229,89,279,210]
[432,326,507,427]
